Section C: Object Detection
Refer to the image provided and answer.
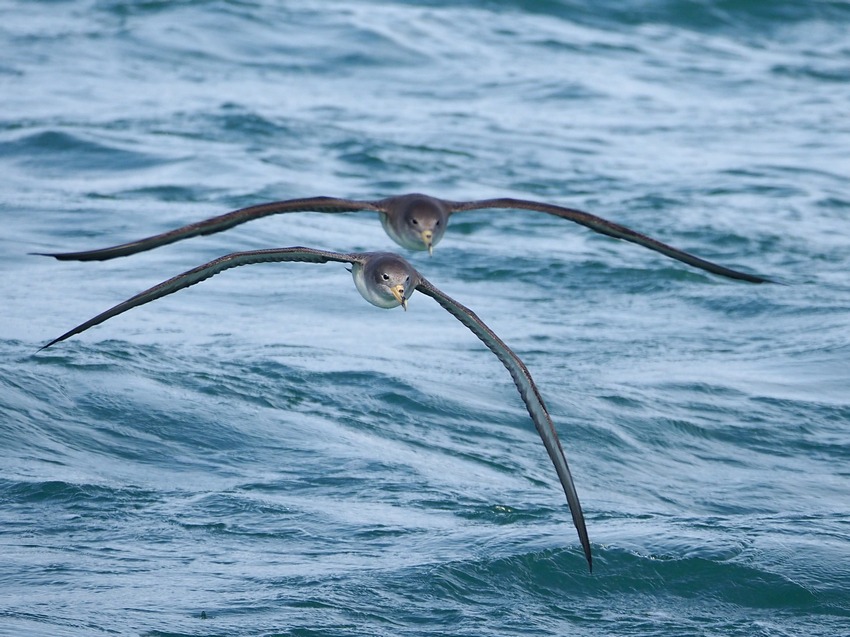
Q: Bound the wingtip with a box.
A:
[761,275,788,286]
[36,339,59,353]
[731,271,786,285]
[748,273,778,285]
[29,249,117,262]
[30,250,94,262]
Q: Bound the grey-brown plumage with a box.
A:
[36,193,771,283]
[40,248,594,571]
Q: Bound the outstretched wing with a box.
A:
[415,277,593,571]
[447,197,771,283]
[36,197,383,261]
[40,247,361,349]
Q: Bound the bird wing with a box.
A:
[415,277,593,571]
[40,247,361,349]
[36,197,383,261]
[447,197,771,283]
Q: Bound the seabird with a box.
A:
[40,247,594,571]
[36,193,770,283]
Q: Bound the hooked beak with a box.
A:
[421,230,434,256]
[391,284,408,311]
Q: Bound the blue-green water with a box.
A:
[2,1,849,635]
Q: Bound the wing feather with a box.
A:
[448,197,771,283]
[416,277,593,570]
[41,247,360,349]
[37,197,382,261]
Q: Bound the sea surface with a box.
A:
[1,1,849,635]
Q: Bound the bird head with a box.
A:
[353,253,420,310]
[380,194,449,255]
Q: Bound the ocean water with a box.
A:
[1,0,849,635]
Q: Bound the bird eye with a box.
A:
[411,218,419,226]
[382,273,390,281]
[435,220,441,226]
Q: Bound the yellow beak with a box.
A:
[391,284,408,311]
[421,230,434,256]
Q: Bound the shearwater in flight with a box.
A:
[41,247,594,571]
[36,193,771,283]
